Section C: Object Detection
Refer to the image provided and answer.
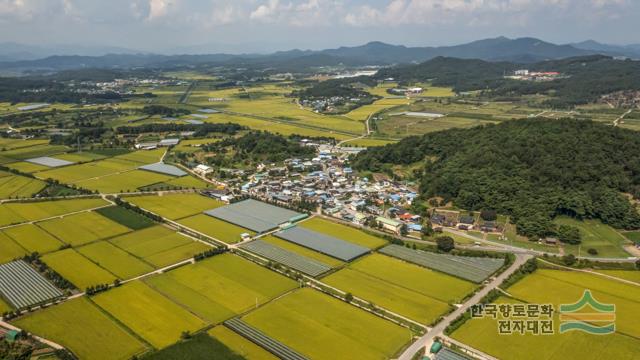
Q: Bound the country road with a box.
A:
[396,253,532,360]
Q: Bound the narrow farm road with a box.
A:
[396,253,532,360]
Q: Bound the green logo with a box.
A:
[559,290,615,335]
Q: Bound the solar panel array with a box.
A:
[225,318,309,360]
[379,244,504,283]
[205,199,302,233]
[241,240,331,277]
[139,162,187,177]
[26,156,74,168]
[275,226,369,262]
[0,260,64,309]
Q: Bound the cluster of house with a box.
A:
[506,70,563,81]
[388,87,424,96]
[430,210,500,233]
[300,96,370,113]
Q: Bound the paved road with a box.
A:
[396,253,532,360]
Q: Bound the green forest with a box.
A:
[353,118,640,238]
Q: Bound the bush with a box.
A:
[436,236,455,252]
[587,248,598,256]
[480,209,497,221]
[562,254,577,266]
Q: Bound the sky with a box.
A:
[0,0,638,54]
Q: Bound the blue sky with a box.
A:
[0,0,638,53]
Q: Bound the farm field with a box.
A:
[36,158,140,183]
[93,281,208,349]
[109,225,210,267]
[0,144,68,161]
[324,254,474,324]
[145,254,296,323]
[261,235,344,267]
[162,175,211,189]
[0,197,108,226]
[2,223,65,254]
[77,241,155,279]
[0,297,11,313]
[42,248,117,289]
[177,214,254,244]
[95,206,155,230]
[596,270,640,284]
[123,193,223,220]
[74,169,175,193]
[144,332,244,360]
[53,152,107,163]
[554,217,631,258]
[622,231,640,243]
[0,172,46,198]
[208,326,279,360]
[300,217,387,249]
[341,138,397,147]
[243,288,410,360]
[4,161,49,173]
[36,211,131,246]
[451,268,640,360]
[13,297,147,360]
[0,232,28,264]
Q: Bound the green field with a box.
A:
[0,232,28,264]
[4,161,50,173]
[95,206,155,230]
[36,158,140,183]
[93,281,208,349]
[623,231,640,243]
[2,223,65,254]
[13,297,147,360]
[243,288,410,360]
[0,198,108,227]
[177,214,254,244]
[0,297,11,313]
[261,235,344,267]
[77,241,155,279]
[208,326,278,360]
[145,254,296,323]
[124,193,223,220]
[554,217,631,257]
[163,175,211,189]
[596,270,640,284]
[42,248,117,289]
[452,269,640,360]
[37,211,131,246]
[324,254,474,324]
[109,225,210,267]
[300,218,387,249]
[75,169,175,193]
[0,172,46,198]
[144,333,244,360]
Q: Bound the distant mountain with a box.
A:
[570,40,640,58]
[0,37,632,73]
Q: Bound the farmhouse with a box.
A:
[194,164,213,175]
[376,216,403,235]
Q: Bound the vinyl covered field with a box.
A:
[109,225,210,267]
[93,281,208,349]
[177,214,254,244]
[123,193,223,220]
[145,254,296,323]
[77,241,155,279]
[2,223,64,254]
[208,326,278,360]
[41,249,117,289]
[299,218,387,249]
[261,235,344,267]
[324,254,475,324]
[13,297,147,360]
[0,197,108,227]
[452,269,640,360]
[242,288,409,360]
[36,211,131,246]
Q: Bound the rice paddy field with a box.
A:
[242,288,410,360]
[77,241,155,279]
[36,211,131,246]
[554,217,632,258]
[0,297,11,313]
[323,254,475,324]
[13,297,147,360]
[2,223,65,254]
[93,281,209,349]
[208,326,279,360]
[74,169,175,193]
[0,197,108,227]
[0,172,47,198]
[145,254,296,323]
[123,193,224,220]
[4,161,50,173]
[41,248,117,289]
[177,214,254,244]
[0,232,28,264]
[451,268,640,360]
[300,217,387,249]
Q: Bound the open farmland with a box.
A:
[123,193,223,220]
[451,268,640,360]
[0,232,29,264]
[323,254,475,324]
[224,318,308,360]
[145,254,296,323]
[35,158,139,183]
[0,260,63,309]
[0,197,108,227]
[41,249,117,289]
[93,280,208,349]
[260,235,344,267]
[275,226,370,261]
[242,288,410,360]
[554,217,632,258]
[240,239,331,277]
[13,297,147,360]
[74,169,175,193]
[178,214,254,244]
[299,217,387,249]
[109,225,210,267]
[77,241,155,279]
[4,161,50,173]
[144,332,245,360]
[208,326,279,360]
[2,223,64,254]
[95,206,155,230]
[36,211,131,246]
[0,172,46,198]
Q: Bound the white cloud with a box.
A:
[147,0,172,21]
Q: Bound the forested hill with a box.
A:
[353,118,640,237]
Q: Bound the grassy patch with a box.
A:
[96,206,155,230]
[554,217,631,257]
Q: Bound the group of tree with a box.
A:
[141,105,190,117]
[354,118,640,238]
[115,122,245,136]
[205,131,315,163]
[293,76,377,100]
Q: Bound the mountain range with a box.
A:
[1,37,638,73]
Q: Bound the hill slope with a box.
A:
[353,119,640,237]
